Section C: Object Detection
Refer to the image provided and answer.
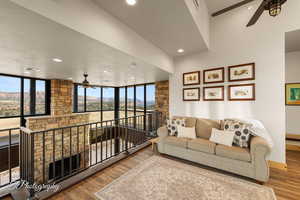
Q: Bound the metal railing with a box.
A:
[19,111,162,198]
[0,128,20,188]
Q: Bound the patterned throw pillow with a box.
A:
[224,119,253,148]
[167,118,186,136]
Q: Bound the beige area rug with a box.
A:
[95,156,276,200]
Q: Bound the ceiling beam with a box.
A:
[211,0,255,17]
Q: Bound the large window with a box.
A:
[73,83,155,122]
[146,84,155,111]
[102,87,115,121]
[73,85,115,122]
[127,87,134,117]
[0,74,50,128]
[136,85,144,115]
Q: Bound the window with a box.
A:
[36,80,46,114]
[77,85,85,112]
[0,76,21,117]
[73,83,156,123]
[103,87,115,121]
[127,87,134,117]
[86,87,101,111]
[136,85,144,115]
[146,84,155,111]
[0,74,50,128]
[119,87,126,118]
[23,79,30,115]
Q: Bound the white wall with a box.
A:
[286,51,300,135]
[170,0,300,163]
[184,0,210,48]
[10,0,174,73]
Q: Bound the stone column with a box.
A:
[155,80,169,122]
[51,79,73,116]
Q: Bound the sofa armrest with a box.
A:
[250,136,271,182]
[157,126,168,139]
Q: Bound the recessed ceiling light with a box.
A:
[126,0,137,6]
[248,6,253,10]
[67,77,73,80]
[177,49,184,53]
[104,70,108,73]
[52,58,63,63]
[24,71,30,74]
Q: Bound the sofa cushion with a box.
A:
[187,138,216,154]
[173,116,197,127]
[216,144,251,162]
[163,136,189,148]
[195,118,221,139]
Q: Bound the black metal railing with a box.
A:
[0,128,20,188]
[19,111,162,197]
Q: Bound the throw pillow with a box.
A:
[167,118,186,136]
[209,128,235,147]
[223,119,253,148]
[177,126,197,139]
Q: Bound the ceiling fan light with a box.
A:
[269,0,282,17]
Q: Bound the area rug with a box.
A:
[95,156,276,200]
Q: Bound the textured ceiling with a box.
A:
[0,1,169,86]
[94,0,207,57]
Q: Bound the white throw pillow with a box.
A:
[209,128,235,147]
[177,126,196,139]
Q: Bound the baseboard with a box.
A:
[286,144,300,151]
[286,134,300,140]
[268,161,287,171]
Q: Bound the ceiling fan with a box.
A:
[211,0,287,27]
[81,73,95,88]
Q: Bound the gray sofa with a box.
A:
[157,116,271,182]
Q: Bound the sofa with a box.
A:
[157,116,271,182]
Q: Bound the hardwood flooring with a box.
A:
[3,147,300,200]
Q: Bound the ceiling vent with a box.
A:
[193,0,200,9]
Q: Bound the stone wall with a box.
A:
[155,80,169,122]
[26,113,90,183]
[51,80,73,116]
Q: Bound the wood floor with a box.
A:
[3,147,300,200]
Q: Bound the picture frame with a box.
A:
[285,83,300,106]
[183,71,200,86]
[183,87,200,101]
[228,84,255,101]
[203,67,225,84]
[228,63,255,82]
[203,86,224,101]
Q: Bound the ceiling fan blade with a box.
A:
[246,0,272,27]
[212,0,255,17]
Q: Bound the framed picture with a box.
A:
[183,71,200,86]
[203,67,225,84]
[286,83,300,105]
[183,87,200,101]
[203,86,224,101]
[228,63,255,82]
[228,84,255,101]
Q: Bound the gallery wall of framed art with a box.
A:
[182,62,256,102]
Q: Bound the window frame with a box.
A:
[73,82,155,122]
[0,73,51,126]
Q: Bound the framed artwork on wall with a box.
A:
[203,67,225,84]
[228,63,255,82]
[183,71,200,86]
[286,83,300,105]
[203,86,224,101]
[228,84,255,101]
[183,87,200,101]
